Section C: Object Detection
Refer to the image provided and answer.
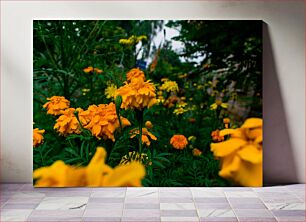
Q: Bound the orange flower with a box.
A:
[211,129,224,142]
[145,121,153,129]
[115,78,157,110]
[43,96,70,116]
[126,68,146,82]
[170,135,188,150]
[33,128,45,147]
[83,66,103,74]
[54,108,81,136]
[188,118,196,123]
[130,128,157,146]
[84,103,131,141]
[192,148,202,157]
[223,118,231,128]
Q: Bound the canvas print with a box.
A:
[33,20,262,187]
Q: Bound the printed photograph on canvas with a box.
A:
[33,20,262,187]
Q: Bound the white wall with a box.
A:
[1,1,305,184]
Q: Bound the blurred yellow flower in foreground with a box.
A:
[115,78,157,110]
[130,127,157,146]
[210,99,228,110]
[54,108,81,136]
[170,135,188,150]
[159,80,179,93]
[210,118,263,187]
[126,68,145,82]
[84,103,131,141]
[33,147,145,187]
[43,96,70,116]
[33,128,45,147]
[105,84,117,99]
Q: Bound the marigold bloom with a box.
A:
[130,127,157,146]
[126,68,146,82]
[33,147,145,187]
[170,135,188,150]
[115,78,157,110]
[210,118,263,187]
[192,148,202,157]
[210,99,228,110]
[159,80,179,93]
[54,108,81,136]
[145,121,153,129]
[188,118,196,123]
[83,66,103,74]
[120,151,150,165]
[211,129,224,142]
[84,103,131,141]
[43,96,70,116]
[105,84,118,99]
[223,118,231,128]
[33,128,45,147]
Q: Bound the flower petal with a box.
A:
[241,118,263,129]
[237,145,262,164]
[103,162,145,186]
[211,138,247,157]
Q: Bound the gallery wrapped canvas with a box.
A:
[33,20,262,187]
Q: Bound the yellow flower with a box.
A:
[54,108,81,136]
[84,103,131,141]
[130,128,157,146]
[119,35,147,45]
[188,136,196,142]
[210,118,263,187]
[115,78,157,110]
[210,99,228,110]
[33,147,145,187]
[161,78,169,82]
[178,73,188,79]
[33,128,45,147]
[170,135,188,150]
[105,84,118,99]
[173,107,188,115]
[83,66,103,74]
[159,80,179,93]
[120,151,150,165]
[211,129,225,142]
[43,96,70,116]
[126,68,146,82]
[192,148,202,157]
[145,121,153,129]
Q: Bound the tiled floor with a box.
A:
[0,184,305,222]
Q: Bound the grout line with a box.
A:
[190,187,200,222]
[158,187,161,222]
[80,187,93,222]
[120,187,127,222]
[253,187,280,222]
[224,188,240,222]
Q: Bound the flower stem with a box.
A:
[136,109,144,153]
